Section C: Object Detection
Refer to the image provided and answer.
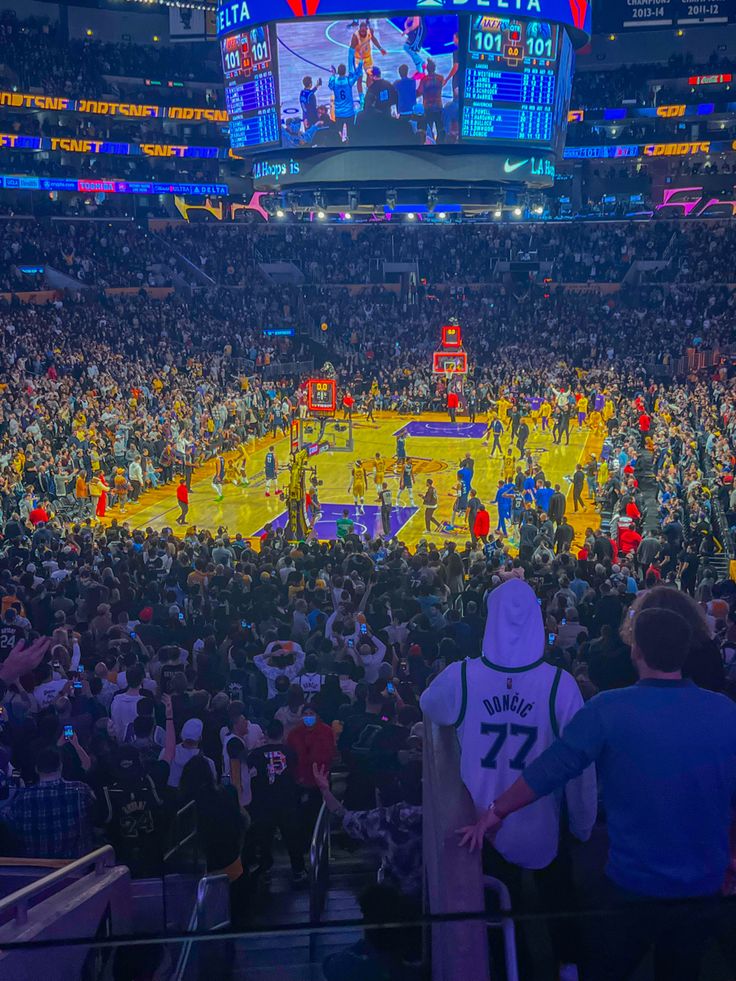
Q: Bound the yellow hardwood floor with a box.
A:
[102,412,602,550]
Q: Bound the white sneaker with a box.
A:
[559,964,579,981]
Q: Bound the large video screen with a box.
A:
[276,15,461,147]
[220,13,575,155]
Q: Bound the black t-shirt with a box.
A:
[678,549,699,580]
[247,743,299,813]
[0,623,24,661]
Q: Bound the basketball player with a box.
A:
[396,458,415,506]
[373,452,387,487]
[349,459,367,513]
[420,581,596,981]
[211,452,225,502]
[395,429,407,464]
[350,21,386,100]
[402,16,425,76]
[264,445,278,497]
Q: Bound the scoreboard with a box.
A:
[218,3,584,162]
[461,17,568,147]
[307,378,337,413]
[221,26,280,150]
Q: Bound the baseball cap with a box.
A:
[181,718,203,742]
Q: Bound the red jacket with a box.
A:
[28,507,49,526]
[638,413,651,433]
[447,392,459,409]
[176,484,189,504]
[474,508,490,537]
[618,527,642,556]
[625,501,641,520]
[287,721,336,787]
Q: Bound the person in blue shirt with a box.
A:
[535,479,554,513]
[459,604,736,981]
[493,480,514,536]
[329,61,363,133]
[457,464,473,497]
[394,64,417,118]
[299,76,322,127]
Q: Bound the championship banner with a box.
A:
[0,90,228,124]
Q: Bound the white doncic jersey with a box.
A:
[421,654,597,869]
[422,579,597,868]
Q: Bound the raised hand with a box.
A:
[312,762,330,792]
[0,636,51,685]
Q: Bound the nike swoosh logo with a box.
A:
[503,158,529,174]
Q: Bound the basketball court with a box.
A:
[106,411,600,550]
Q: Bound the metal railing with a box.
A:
[0,846,115,926]
[309,801,331,923]
[172,873,231,981]
[163,800,199,867]
[483,876,520,981]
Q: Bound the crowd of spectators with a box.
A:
[0,213,732,979]
[0,15,221,99]
[156,220,736,287]
[571,50,736,108]
[0,218,173,289]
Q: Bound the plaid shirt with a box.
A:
[343,803,423,898]
[7,778,95,859]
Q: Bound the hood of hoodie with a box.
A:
[481,579,544,669]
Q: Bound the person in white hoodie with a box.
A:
[421,578,597,981]
[110,663,145,741]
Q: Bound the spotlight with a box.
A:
[676,28,684,36]
[153,35,160,42]
[344,212,352,220]
[513,207,522,217]
[532,205,544,215]
[438,212,446,220]
[407,212,415,220]
[608,33,616,41]
[317,210,326,219]
[86,28,93,36]
[494,209,502,219]
[276,209,284,218]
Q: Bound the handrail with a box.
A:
[483,876,520,981]
[309,801,331,923]
[172,873,231,981]
[0,845,115,926]
[163,800,198,865]
[196,874,231,932]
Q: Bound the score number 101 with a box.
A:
[471,31,554,59]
